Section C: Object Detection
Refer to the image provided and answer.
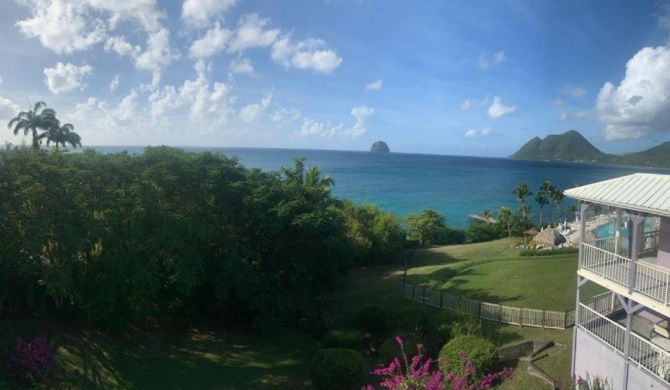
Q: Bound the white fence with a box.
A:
[402,283,574,329]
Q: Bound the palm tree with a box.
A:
[512,182,533,220]
[40,122,82,150]
[551,187,565,224]
[481,209,493,224]
[7,101,59,150]
[534,192,549,227]
[540,180,556,225]
[497,206,513,238]
[304,165,334,189]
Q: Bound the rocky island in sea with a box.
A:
[370,140,390,153]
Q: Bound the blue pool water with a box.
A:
[593,219,657,239]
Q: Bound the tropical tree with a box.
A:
[540,180,557,226]
[304,164,335,189]
[534,192,550,227]
[512,182,533,220]
[497,206,513,238]
[7,101,59,150]
[551,186,565,223]
[41,122,82,149]
[404,209,448,245]
[481,209,493,224]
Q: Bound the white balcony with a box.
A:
[579,230,670,317]
[578,303,670,384]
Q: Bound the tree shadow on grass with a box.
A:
[56,325,320,390]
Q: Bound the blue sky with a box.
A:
[2,0,670,156]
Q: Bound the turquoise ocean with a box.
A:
[93,146,670,228]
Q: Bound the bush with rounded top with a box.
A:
[322,327,363,350]
[358,306,386,333]
[439,335,497,374]
[378,334,421,365]
[310,348,363,390]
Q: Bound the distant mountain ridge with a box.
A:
[510,130,670,168]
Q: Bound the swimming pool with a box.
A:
[593,218,658,239]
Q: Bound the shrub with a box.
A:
[322,328,363,350]
[519,247,579,257]
[3,334,56,386]
[439,335,497,374]
[367,336,513,389]
[379,333,421,365]
[310,348,363,390]
[390,304,433,336]
[358,306,386,333]
[466,223,498,243]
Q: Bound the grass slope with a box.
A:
[0,238,598,389]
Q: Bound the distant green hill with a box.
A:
[609,142,670,167]
[510,131,670,168]
[510,130,607,163]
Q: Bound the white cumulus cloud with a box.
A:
[0,96,20,121]
[15,0,106,54]
[271,36,342,74]
[147,60,233,120]
[230,57,254,74]
[296,106,372,138]
[464,127,493,138]
[109,74,120,91]
[487,96,516,118]
[228,14,280,53]
[87,0,163,33]
[133,28,180,87]
[43,62,93,94]
[189,23,231,58]
[240,95,272,122]
[596,46,670,140]
[182,0,237,27]
[365,80,383,91]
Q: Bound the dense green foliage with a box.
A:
[404,209,465,246]
[0,148,405,332]
[519,247,579,257]
[322,328,363,350]
[390,305,433,336]
[466,223,498,243]
[339,201,406,265]
[310,348,363,390]
[378,334,421,365]
[357,306,386,333]
[439,335,497,373]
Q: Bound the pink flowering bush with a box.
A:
[562,373,612,390]
[3,334,56,386]
[367,336,513,390]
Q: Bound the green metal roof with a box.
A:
[564,173,670,218]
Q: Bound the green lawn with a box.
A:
[330,238,600,389]
[0,238,595,389]
[0,315,318,389]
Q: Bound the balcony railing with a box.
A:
[582,234,670,308]
[578,304,670,383]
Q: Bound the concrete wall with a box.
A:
[628,363,667,390]
[574,328,625,389]
[575,328,669,389]
[657,217,670,269]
